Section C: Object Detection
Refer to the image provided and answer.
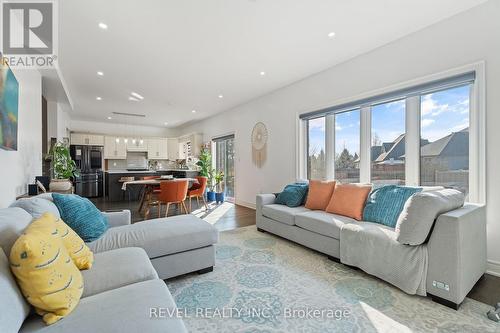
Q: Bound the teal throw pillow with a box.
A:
[363,185,422,228]
[276,183,309,207]
[52,193,109,242]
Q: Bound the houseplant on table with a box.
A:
[47,142,80,193]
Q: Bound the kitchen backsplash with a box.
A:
[107,153,178,171]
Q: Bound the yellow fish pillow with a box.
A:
[52,214,94,270]
[9,214,83,325]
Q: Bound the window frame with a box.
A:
[297,62,485,203]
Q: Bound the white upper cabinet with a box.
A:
[72,131,202,160]
[167,138,179,160]
[147,138,168,160]
[71,133,104,146]
[104,136,127,159]
[178,133,203,159]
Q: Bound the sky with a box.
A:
[308,84,470,157]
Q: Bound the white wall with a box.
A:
[0,70,42,207]
[178,1,500,274]
[56,105,71,141]
[70,119,178,138]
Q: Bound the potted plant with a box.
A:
[214,171,225,204]
[195,148,211,177]
[47,142,80,193]
[206,168,217,202]
[196,149,216,201]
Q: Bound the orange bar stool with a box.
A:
[187,176,209,212]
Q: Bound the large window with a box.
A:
[335,110,360,183]
[307,117,326,180]
[371,100,406,185]
[420,85,470,196]
[302,70,482,202]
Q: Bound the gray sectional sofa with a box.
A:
[256,192,487,309]
[1,194,219,333]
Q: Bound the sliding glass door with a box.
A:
[214,135,235,202]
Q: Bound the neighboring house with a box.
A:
[420,128,469,192]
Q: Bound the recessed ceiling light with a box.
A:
[260,71,266,76]
[128,96,140,102]
[218,94,224,99]
[107,116,112,120]
[130,92,144,100]
[327,31,336,38]
[97,71,104,76]
[96,97,102,101]
[164,122,168,125]
[191,110,196,113]
[98,22,108,30]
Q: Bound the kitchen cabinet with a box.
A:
[178,133,203,159]
[104,136,127,159]
[167,138,179,160]
[71,133,104,146]
[126,138,147,152]
[147,138,168,159]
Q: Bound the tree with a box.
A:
[335,148,356,169]
[373,132,382,146]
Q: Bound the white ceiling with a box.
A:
[59,0,487,128]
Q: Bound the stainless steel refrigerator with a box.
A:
[70,145,104,198]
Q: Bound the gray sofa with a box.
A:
[1,194,219,332]
[256,193,487,309]
[10,194,219,279]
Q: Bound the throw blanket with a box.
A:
[340,222,428,296]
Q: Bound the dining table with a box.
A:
[121,177,199,215]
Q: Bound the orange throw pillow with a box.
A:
[305,180,336,210]
[325,183,372,220]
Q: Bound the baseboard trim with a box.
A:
[487,260,500,277]
[235,199,256,210]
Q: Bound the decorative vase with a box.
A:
[206,191,216,202]
[49,179,74,194]
[215,192,225,204]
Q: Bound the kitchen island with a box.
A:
[105,169,200,202]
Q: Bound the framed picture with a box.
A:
[0,56,19,151]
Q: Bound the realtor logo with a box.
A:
[1,0,57,68]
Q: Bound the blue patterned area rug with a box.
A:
[166,226,496,333]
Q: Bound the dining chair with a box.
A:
[157,179,189,217]
[138,175,161,213]
[187,176,209,212]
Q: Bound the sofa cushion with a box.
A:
[81,247,158,298]
[363,185,422,228]
[19,279,187,333]
[0,248,31,333]
[9,214,84,325]
[275,183,309,207]
[261,204,310,226]
[305,180,336,210]
[52,194,109,242]
[87,214,218,258]
[0,207,33,256]
[395,189,465,245]
[10,196,61,219]
[295,211,356,239]
[326,183,372,220]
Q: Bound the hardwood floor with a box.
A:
[91,197,256,231]
[91,197,499,307]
